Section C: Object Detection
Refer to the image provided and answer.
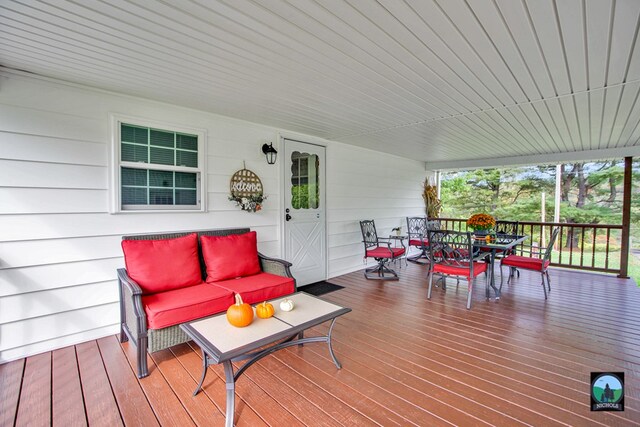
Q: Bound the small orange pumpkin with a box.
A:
[256,301,275,319]
[226,294,254,327]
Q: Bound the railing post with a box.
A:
[618,156,632,279]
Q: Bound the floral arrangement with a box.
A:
[467,213,496,231]
[228,194,266,212]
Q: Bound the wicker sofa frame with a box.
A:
[117,227,295,378]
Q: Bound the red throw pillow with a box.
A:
[201,231,261,282]
[121,233,202,294]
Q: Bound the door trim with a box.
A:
[278,133,328,282]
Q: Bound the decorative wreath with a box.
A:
[228,168,266,212]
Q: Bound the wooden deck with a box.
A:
[1,264,639,426]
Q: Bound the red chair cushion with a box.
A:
[501,255,549,271]
[142,282,234,329]
[480,247,505,253]
[201,231,261,282]
[122,233,201,294]
[409,239,428,247]
[433,261,487,278]
[366,247,405,259]
[211,272,295,305]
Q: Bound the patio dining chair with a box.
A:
[406,217,440,264]
[427,230,489,309]
[482,220,520,275]
[360,220,406,280]
[500,227,560,299]
[495,220,520,235]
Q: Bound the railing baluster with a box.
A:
[605,228,611,270]
[580,225,586,267]
[558,225,564,265]
[569,226,574,266]
[591,226,597,269]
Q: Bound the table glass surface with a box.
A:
[186,292,344,354]
[471,234,528,250]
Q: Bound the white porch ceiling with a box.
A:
[2,0,640,167]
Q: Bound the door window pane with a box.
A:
[291,151,319,209]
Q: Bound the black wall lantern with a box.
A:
[261,142,278,165]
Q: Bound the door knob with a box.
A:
[286,214,292,221]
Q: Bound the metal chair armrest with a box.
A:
[378,238,394,251]
[515,246,544,259]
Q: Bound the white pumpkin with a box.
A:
[279,298,295,312]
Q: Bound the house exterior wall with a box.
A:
[0,71,426,362]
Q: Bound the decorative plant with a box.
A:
[228,194,266,212]
[466,213,496,231]
[422,177,442,218]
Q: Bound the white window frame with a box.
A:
[109,114,207,213]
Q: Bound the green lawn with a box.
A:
[549,250,640,287]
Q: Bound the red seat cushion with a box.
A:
[480,247,506,253]
[122,233,201,294]
[366,247,405,259]
[211,272,295,305]
[433,261,487,278]
[201,231,261,282]
[409,239,428,247]
[142,282,234,329]
[501,255,549,271]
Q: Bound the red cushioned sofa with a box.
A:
[117,228,296,378]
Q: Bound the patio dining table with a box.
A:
[472,234,528,299]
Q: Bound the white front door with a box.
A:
[283,139,326,286]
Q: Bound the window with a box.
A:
[290,151,319,209]
[111,117,206,212]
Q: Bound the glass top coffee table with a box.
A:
[180,292,351,427]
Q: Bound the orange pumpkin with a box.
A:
[226,294,254,327]
[256,301,275,319]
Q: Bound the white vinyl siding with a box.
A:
[326,143,427,278]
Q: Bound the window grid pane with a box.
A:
[121,168,198,207]
[176,150,198,167]
[121,123,198,168]
[150,129,174,148]
[121,124,148,144]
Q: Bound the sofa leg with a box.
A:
[119,324,129,343]
[137,337,149,378]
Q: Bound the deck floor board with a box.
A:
[1,264,639,426]
[16,352,50,427]
[0,359,24,427]
[52,346,86,427]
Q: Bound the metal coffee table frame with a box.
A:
[180,293,351,427]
